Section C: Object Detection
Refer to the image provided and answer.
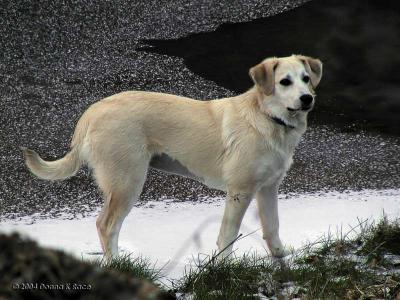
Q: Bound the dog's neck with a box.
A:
[268,115,296,129]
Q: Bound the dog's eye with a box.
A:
[303,75,310,83]
[280,78,292,86]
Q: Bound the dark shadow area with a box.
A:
[142,0,400,136]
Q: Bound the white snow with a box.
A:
[1,189,400,282]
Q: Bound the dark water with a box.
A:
[142,0,400,136]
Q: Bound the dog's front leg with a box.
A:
[256,184,287,258]
[217,191,252,257]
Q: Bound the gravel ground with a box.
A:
[1,0,399,221]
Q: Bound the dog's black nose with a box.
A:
[300,94,313,106]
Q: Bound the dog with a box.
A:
[23,55,322,259]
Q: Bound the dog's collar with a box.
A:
[269,115,295,129]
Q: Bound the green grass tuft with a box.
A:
[176,252,276,299]
[358,216,400,262]
[93,253,164,283]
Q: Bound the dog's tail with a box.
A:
[22,115,90,181]
[21,146,82,181]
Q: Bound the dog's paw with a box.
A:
[270,245,290,258]
[267,237,290,258]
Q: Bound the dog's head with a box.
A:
[249,55,322,121]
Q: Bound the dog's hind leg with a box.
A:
[94,158,148,260]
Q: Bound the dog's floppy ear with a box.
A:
[249,58,278,95]
[297,55,323,88]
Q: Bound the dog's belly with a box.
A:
[201,177,226,191]
[149,154,226,190]
[150,154,198,179]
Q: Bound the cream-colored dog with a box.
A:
[23,55,322,259]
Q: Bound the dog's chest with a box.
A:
[254,151,292,185]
